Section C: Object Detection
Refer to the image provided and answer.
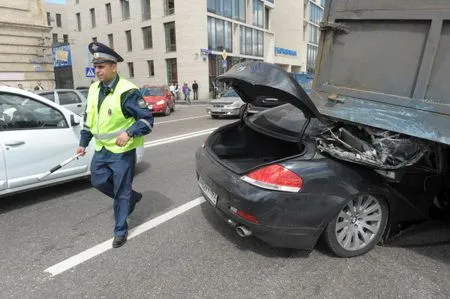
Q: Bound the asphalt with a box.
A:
[0,106,449,298]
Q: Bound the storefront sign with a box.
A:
[274,47,298,56]
[52,44,72,68]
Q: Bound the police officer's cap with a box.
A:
[88,42,124,64]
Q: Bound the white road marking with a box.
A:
[156,115,208,124]
[144,128,216,148]
[44,197,207,276]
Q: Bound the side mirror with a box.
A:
[70,114,80,126]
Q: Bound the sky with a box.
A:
[46,0,67,4]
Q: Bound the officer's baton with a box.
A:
[37,153,84,181]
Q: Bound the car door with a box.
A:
[0,91,88,190]
[0,144,6,191]
[56,90,85,115]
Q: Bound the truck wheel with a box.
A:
[323,194,388,257]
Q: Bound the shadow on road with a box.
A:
[200,202,310,259]
[135,161,151,177]
[127,190,173,229]
[383,220,450,264]
[0,178,92,214]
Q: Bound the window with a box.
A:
[128,62,134,78]
[92,37,97,42]
[252,0,264,28]
[90,8,96,28]
[164,0,175,15]
[142,26,153,49]
[208,17,232,52]
[63,34,69,43]
[142,0,151,20]
[57,91,81,105]
[0,93,68,130]
[105,3,112,24]
[121,0,130,20]
[209,0,246,22]
[108,33,114,49]
[38,92,55,102]
[52,33,58,44]
[309,2,323,25]
[46,12,51,26]
[125,30,132,51]
[307,44,318,74]
[265,7,270,30]
[76,13,81,31]
[321,0,327,7]
[308,25,319,45]
[56,13,62,27]
[147,60,155,76]
[240,26,264,57]
[164,22,176,52]
[166,58,178,84]
[75,0,79,3]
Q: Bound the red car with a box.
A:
[141,85,175,116]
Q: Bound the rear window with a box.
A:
[39,92,55,102]
[248,103,308,141]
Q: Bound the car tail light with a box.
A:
[241,164,303,193]
[230,206,259,224]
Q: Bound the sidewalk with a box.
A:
[174,99,211,105]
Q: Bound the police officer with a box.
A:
[76,42,154,248]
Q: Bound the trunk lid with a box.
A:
[216,62,320,119]
[311,0,450,145]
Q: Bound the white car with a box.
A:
[37,89,87,115]
[0,86,144,198]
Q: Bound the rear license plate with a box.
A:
[198,177,218,206]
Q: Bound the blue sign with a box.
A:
[51,44,72,67]
[85,67,96,78]
[200,48,211,55]
[274,47,298,56]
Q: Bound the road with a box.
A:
[0,104,449,298]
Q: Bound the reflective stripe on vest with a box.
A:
[85,78,144,153]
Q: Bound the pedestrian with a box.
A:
[169,82,175,97]
[34,81,44,91]
[192,80,199,101]
[182,83,191,104]
[174,82,179,101]
[17,83,24,90]
[75,42,154,248]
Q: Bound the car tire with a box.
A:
[211,115,219,119]
[323,194,388,258]
[164,105,171,116]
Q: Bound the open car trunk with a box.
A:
[206,122,304,174]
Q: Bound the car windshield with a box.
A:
[222,89,239,97]
[78,89,88,98]
[247,103,312,141]
[141,87,164,96]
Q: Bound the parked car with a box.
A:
[141,85,175,116]
[37,89,86,115]
[195,61,449,258]
[206,88,245,119]
[0,86,144,198]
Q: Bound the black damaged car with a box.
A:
[195,61,449,257]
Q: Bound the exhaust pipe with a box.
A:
[236,225,252,237]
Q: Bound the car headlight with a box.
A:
[156,100,165,105]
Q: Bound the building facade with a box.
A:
[68,0,306,99]
[0,0,54,90]
[304,0,326,74]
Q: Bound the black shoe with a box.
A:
[112,236,127,248]
[128,192,142,216]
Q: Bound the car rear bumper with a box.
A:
[195,146,323,250]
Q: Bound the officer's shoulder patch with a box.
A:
[138,97,147,108]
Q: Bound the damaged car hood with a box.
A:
[217,61,320,119]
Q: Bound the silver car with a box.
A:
[206,88,245,119]
[37,89,87,115]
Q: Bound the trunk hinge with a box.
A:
[320,21,350,34]
[239,103,248,126]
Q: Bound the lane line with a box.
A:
[144,128,216,148]
[155,115,208,124]
[44,197,207,277]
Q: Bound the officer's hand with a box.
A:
[116,132,130,147]
[76,146,86,157]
